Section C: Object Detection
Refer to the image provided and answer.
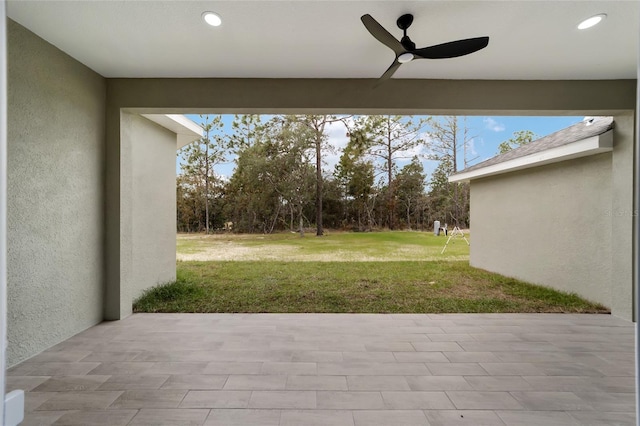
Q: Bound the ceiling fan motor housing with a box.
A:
[397,14,416,51]
[400,36,416,51]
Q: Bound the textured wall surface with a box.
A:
[103,78,635,319]
[120,113,176,317]
[610,114,635,320]
[470,153,613,310]
[6,21,106,365]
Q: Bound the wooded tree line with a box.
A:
[177,114,499,235]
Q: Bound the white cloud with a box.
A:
[324,120,432,179]
[323,119,350,173]
[467,138,478,157]
[483,117,505,132]
[396,144,429,162]
[214,172,230,183]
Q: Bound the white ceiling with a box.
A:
[7,1,639,80]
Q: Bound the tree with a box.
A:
[223,116,315,236]
[321,176,347,230]
[358,115,428,229]
[395,156,426,230]
[296,115,344,237]
[228,114,263,152]
[497,130,536,154]
[178,114,225,234]
[176,174,201,232]
[427,116,476,173]
[267,117,315,236]
[224,141,281,233]
[335,129,375,231]
[426,116,476,227]
[427,156,455,225]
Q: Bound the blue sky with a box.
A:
[181,114,584,180]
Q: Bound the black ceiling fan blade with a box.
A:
[376,60,402,84]
[361,14,405,56]
[413,36,489,59]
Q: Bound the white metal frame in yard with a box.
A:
[440,226,470,254]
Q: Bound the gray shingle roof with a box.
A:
[457,116,614,174]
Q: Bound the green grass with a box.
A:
[134,260,608,314]
[137,231,608,314]
[176,230,470,261]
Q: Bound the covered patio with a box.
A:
[9,313,635,425]
[1,1,638,424]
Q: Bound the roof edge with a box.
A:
[449,130,613,183]
[141,114,203,149]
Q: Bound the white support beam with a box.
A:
[141,114,203,149]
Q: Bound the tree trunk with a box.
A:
[268,201,281,234]
[386,118,395,230]
[299,206,304,237]
[315,134,323,236]
[204,132,210,235]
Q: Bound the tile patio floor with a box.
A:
[8,313,636,425]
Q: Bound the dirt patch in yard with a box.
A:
[177,243,301,261]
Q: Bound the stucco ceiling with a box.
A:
[6,1,639,80]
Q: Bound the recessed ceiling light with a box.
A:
[577,13,606,30]
[202,12,222,27]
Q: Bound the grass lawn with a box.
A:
[176,230,470,261]
[134,231,608,314]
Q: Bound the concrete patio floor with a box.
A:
[8,313,636,425]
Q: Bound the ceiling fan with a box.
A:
[361,13,489,83]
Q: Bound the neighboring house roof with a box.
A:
[449,116,614,182]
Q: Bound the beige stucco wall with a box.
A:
[470,153,613,309]
[610,114,635,320]
[6,21,105,365]
[120,113,177,317]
